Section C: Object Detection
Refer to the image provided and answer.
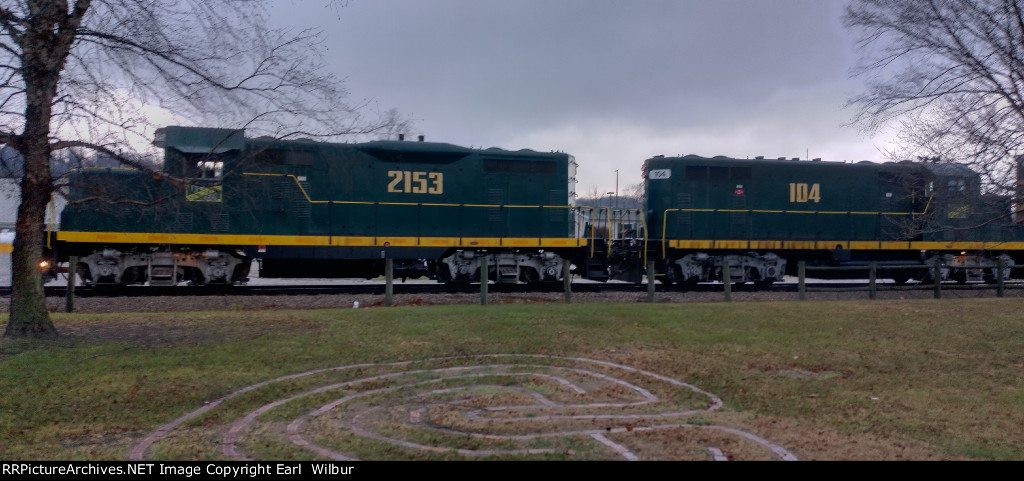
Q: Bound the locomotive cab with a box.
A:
[918,163,1018,283]
[60,127,252,286]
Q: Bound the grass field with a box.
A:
[1,298,1022,460]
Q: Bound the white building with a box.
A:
[0,178,66,286]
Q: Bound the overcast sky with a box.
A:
[268,0,893,196]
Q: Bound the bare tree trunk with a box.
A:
[6,172,55,338]
[5,114,57,337]
[1,1,389,337]
[2,0,78,338]
[5,75,59,338]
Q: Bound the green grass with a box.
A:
[1,298,1023,460]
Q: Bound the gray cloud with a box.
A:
[269,0,885,192]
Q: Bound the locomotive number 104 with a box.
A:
[788,182,821,203]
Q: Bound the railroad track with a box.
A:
[4,279,1018,297]
[39,282,631,297]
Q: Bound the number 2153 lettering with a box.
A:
[387,171,443,194]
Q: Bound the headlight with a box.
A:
[39,260,49,269]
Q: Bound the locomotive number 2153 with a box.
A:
[387,171,444,195]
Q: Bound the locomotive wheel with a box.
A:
[518,267,540,283]
[952,270,967,285]
[744,267,760,285]
[434,264,453,283]
[667,264,683,285]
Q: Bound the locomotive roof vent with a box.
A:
[755,156,764,159]
[812,158,822,162]
[398,134,405,141]
[792,157,799,161]
[778,157,786,160]
[418,135,425,142]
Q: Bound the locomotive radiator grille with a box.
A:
[211,213,230,233]
[174,212,193,232]
[548,190,566,222]
[675,193,692,236]
[488,189,505,223]
[291,181,311,218]
[731,196,746,226]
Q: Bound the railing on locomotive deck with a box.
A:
[243,172,664,264]
[657,196,935,259]
[576,206,649,264]
[608,207,649,268]
[242,172,587,248]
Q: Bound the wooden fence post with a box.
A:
[385,258,394,307]
[65,256,77,313]
[647,260,656,303]
[722,258,732,302]
[868,261,877,300]
[997,257,1005,298]
[480,256,488,305]
[563,260,571,303]
[798,261,806,301]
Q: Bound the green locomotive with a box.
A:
[57,126,582,285]
[640,154,1024,285]
[53,125,1024,288]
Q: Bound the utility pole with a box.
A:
[614,169,620,240]
[614,169,619,209]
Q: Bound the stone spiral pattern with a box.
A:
[130,355,798,461]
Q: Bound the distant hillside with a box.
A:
[0,145,154,178]
[575,196,642,210]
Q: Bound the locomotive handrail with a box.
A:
[585,206,644,260]
[599,207,613,240]
[660,209,679,259]
[241,172,584,247]
[242,172,577,210]
[658,196,935,258]
[603,207,649,266]
[588,206,597,258]
[642,210,649,266]
[573,206,598,258]
[620,208,649,267]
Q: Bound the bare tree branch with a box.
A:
[2,0,404,338]
[847,0,1024,195]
